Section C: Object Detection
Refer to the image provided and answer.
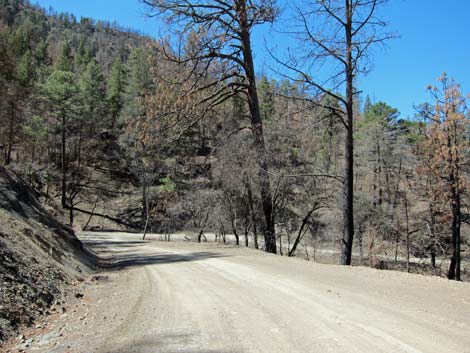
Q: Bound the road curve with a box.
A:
[79,232,470,353]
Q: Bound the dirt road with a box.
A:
[25,232,470,353]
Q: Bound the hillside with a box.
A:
[0,167,93,342]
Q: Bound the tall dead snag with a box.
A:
[277,0,394,264]
[142,0,278,253]
[419,74,469,281]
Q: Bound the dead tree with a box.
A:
[142,0,279,253]
[275,0,394,264]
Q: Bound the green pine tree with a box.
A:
[55,42,73,72]
[119,48,152,126]
[79,59,106,131]
[74,37,89,72]
[41,69,79,207]
[16,49,35,87]
[258,75,275,121]
[106,57,126,129]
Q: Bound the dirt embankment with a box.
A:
[0,167,94,342]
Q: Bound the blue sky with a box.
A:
[34,0,470,118]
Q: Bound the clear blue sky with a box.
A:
[34,0,470,118]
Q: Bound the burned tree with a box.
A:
[277,0,394,264]
[142,0,279,253]
[419,75,469,281]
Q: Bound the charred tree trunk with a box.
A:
[61,112,67,208]
[245,176,259,249]
[429,200,437,269]
[231,219,239,246]
[142,180,150,240]
[448,170,461,281]
[69,194,74,226]
[289,208,315,257]
[6,102,14,165]
[83,197,99,230]
[219,221,227,244]
[341,1,355,265]
[238,2,275,254]
[227,195,240,246]
[404,188,410,273]
[31,137,36,164]
[358,227,364,264]
[244,203,249,247]
[142,173,148,222]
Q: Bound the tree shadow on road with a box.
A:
[101,250,229,270]
[80,234,230,271]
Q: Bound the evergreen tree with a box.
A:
[8,22,31,56]
[33,39,49,83]
[55,42,73,72]
[15,49,35,87]
[258,75,275,121]
[74,37,88,72]
[119,48,153,222]
[41,69,78,207]
[23,115,47,163]
[106,57,126,129]
[119,48,152,126]
[79,58,105,127]
[34,39,48,65]
[357,101,399,207]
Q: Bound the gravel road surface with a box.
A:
[21,231,470,353]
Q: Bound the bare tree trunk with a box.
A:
[232,224,239,246]
[376,130,383,206]
[304,238,310,261]
[142,211,150,240]
[61,112,67,208]
[289,208,315,257]
[31,137,36,164]
[238,4,275,254]
[69,193,74,226]
[219,221,227,244]
[340,0,354,265]
[287,230,291,254]
[448,170,461,281]
[394,228,400,263]
[72,206,135,227]
[429,200,437,270]
[142,172,148,221]
[6,102,14,165]
[228,198,240,246]
[393,161,403,263]
[83,197,99,230]
[358,228,364,265]
[245,176,258,249]
[404,189,410,273]
[244,203,249,247]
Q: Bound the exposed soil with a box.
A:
[0,167,93,343]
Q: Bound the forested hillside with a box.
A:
[1,0,469,284]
